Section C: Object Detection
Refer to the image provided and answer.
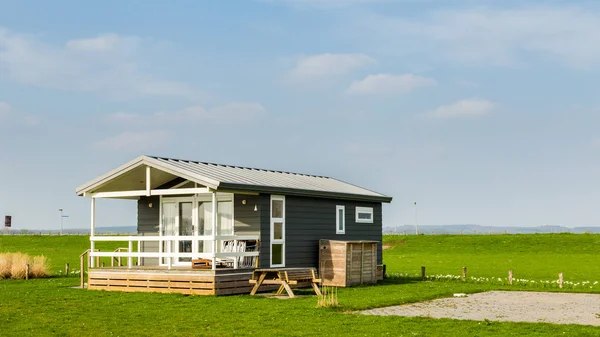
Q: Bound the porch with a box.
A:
[87,267,258,295]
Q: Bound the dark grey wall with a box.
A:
[233,194,261,236]
[138,196,160,266]
[260,194,383,268]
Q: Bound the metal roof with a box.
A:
[76,155,392,203]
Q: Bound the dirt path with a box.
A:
[361,291,600,326]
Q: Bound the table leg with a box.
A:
[276,284,285,295]
[281,281,295,298]
[311,282,322,296]
[250,272,267,296]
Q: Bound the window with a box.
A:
[270,195,285,267]
[336,205,345,234]
[356,206,373,223]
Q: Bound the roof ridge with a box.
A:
[147,155,331,179]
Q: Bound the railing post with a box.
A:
[80,252,85,288]
[128,240,133,268]
[233,239,239,269]
[137,240,141,266]
[211,191,217,271]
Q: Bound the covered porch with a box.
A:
[78,156,263,275]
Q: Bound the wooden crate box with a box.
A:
[319,239,378,287]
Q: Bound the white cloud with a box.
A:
[265,0,388,8]
[107,102,266,125]
[65,34,138,52]
[428,99,494,119]
[347,73,436,94]
[0,28,193,98]
[0,102,12,119]
[290,53,375,79]
[95,130,170,151]
[358,6,600,68]
[0,101,40,125]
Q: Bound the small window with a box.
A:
[356,206,373,223]
[336,205,345,234]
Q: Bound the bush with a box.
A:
[10,253,30,279]
[31,256,50,278]
[0,254,13,278]
[0,253,50,279]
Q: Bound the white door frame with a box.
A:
[270,195,285,267]
[159,196,197,266]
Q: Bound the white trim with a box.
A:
[270,195,285,268]
[211,191,217,271]
[336,205,345,234]
[91,188,211,198]
[76,155,221,196]
[146,166,151,196]
[356,206,374,223]
[90,198,96,268]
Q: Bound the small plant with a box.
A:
[0,253,13,278]
[317,286,339,308]
[31,256,49,278]
[0,253,50,279]
[10,253,29,279]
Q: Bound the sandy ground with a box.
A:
[361,291,600,326]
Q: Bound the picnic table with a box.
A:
[249,268,322,298]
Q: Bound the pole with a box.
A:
[59,209,63,235]
[414,202,419,235]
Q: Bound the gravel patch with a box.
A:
[361,291,600,326]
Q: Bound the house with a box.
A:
[76,155,392,295]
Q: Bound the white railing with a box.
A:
[89,235,260,270]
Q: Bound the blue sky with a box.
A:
[1,0,600,230]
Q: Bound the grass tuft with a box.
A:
[10,253,30,279]
[0,253,13,278]
[317,286,339,308]
[31,255,50,278]
[0,252,50,279]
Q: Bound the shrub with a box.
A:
[0,254,13,279]
[31,255,49,278]
[10,253,30,279]
[0,252,50,279]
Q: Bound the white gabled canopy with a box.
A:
[76,155,392,203]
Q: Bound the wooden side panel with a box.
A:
[88,270,257,296]
[319,240,378,287]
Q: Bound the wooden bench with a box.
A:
[249,268,322,298]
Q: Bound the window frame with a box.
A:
[336,205,345,234]
[270,195,286,267]
[355,206,374,223]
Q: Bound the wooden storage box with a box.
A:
[319,239,378,287]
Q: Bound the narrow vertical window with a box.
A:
[336,205,345,234]
[270,195,285,267]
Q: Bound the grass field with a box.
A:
[1,234,599,336]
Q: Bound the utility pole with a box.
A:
[414,201,419,235]
[58,209,69,235]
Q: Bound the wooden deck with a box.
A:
[88,267,257,295]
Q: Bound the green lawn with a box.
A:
[384,233,600,283]
[1,234,599,336]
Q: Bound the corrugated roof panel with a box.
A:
[149,156,390,201]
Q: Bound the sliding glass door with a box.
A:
[161,194,234,266]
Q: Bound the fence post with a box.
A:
[421,266,426,281]
[65,263,69,276]
[559,273,564,289]
[80,254,85,288]
[508,270,513,285]
[462,267,467,281]
[25,264,30,280]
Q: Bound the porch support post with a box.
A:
[211,190,217,271]
[90,198,96,268]
[146,166,151,196]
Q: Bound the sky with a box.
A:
[1,0,600,230]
